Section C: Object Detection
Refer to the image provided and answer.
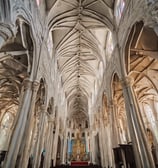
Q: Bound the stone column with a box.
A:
[38,115,47,167]
[43,123,50,168]
[60,137,64,161]
[89,130,92,163]
[62,132,67,164]
[4,79,33,168]
[18,81,39,168]
[121,76,155,168]
[99,113,107,168]
[108,102,119,147]
[44,116,54,168]
[48,123,55,168]
[90,130,95,164]
[150,100,158,165]
[33,105,47,168]
[108,104,117,167]
[50,128,55,167]
[85,132,89,153]
[52,119,60,166]
[106,125,113,167]
[102,121,110,168]
[29,114,38,156]
[99,125,105,167]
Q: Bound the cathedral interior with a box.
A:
[0,0,158,168]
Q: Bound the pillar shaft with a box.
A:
[121,77,155,168]
[52,120,60,166]
[100,120,107,168]
[90,130,95,164]
[108,105,117,167]
[62,133,67,164]
[29,116,38,155]
[18,81,39,168]
[50,129,55,166]
[33,107,46,168]
[44,117,54,168]
[108,104,119,147]
[48,123,55,167]
[4,79,33,168]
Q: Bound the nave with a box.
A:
[0,0,158,168]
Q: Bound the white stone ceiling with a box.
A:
[48,0,114,120]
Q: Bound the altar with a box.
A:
[71,161,89,166]
[67,132,90,162]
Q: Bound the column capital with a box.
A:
[120,76,134,87]
[48,118,55,123]
[22,78,32,91]
[41,104,47,112]
[47,114,55,123]
[32,81,40,92]
[108,100,114,108]
[103,114,109,126]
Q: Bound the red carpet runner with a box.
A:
[71,161,89,166]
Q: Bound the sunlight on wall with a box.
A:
[99,62,103,79]
[0,112,14,150]
[144,104,158,142]
[36,0,40,6]
[106,31,114,60]
[47,32,53,57]
[145,104,155,123]
[115,0,125,24]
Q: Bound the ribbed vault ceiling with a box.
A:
[48,0,114,121]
